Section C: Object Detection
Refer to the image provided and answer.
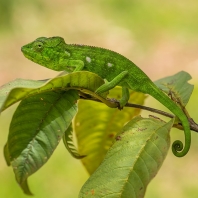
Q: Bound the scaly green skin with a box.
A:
[21,36,191,157]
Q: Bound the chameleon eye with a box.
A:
[33,41,44,51]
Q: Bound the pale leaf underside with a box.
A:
[79,116,173,198]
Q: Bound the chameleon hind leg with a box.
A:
[95,71,128,93]
[119,87,130,108]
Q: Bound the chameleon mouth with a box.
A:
[21,46,35,61]
[21,45,28,54]
[21,51,33,60]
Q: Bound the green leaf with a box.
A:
[0,79,45,112]
[62,124,85,159]
[75,87,146,174]
[7,90,78,194]
[0,71,108,112]
[20,180,33,196]
[3,143,11,166]
[154,71,194,106]
[79,116,173,198]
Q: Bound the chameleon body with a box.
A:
[21,36,191,157]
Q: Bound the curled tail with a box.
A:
[147,84,191,157]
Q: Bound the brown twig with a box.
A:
[79,96,198,133]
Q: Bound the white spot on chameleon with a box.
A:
[65,51,70,56]
[107,63,113,67]
[86,56,91,63]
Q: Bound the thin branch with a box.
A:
[79,96,198,133]
[124,102,173,118]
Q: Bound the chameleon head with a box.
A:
[21,36,70,71]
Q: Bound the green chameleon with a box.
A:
[21,36,191,157]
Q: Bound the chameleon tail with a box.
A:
[147,84,191,157]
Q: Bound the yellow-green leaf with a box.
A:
[62,124,85,159]
[75,87,146,174]
[79,116,173,198]
[154,71,193,106]
[0,71,109,112]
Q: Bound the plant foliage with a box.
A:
[0,70,194,197]
[79,116,173,198]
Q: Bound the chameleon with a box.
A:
[21,36,191,157]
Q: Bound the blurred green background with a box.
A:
[0,0,198,197]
